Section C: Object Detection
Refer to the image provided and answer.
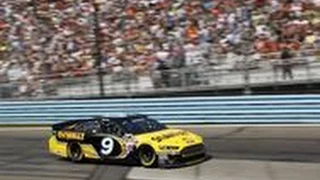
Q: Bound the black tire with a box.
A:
[138,145,158,167]
[67,143,84,162]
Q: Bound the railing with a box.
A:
[1,95,320,125]
[0,53,320,99]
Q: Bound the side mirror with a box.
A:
[123,133,134,139]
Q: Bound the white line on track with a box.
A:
[126,159,320,180]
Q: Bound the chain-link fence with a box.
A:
[1,53,320,99]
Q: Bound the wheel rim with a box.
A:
[72,147,80,158]
[142,151,153,162]
[69,144,83,161]
[140,147,156,166]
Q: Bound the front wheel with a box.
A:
[67,143,84,162]
[138,146,158,167]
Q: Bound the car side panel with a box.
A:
[86,134,129,160]
[48,134,130,160]
[48,136,68,158]
[80,144,101,159]
[49,135,101,160]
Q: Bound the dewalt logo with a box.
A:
[57,131,85,141]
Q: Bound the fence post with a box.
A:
[92,2,105,97]
[243,55,252,95]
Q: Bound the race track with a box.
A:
[0,126,320,180]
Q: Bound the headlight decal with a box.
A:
[159,145,180,150]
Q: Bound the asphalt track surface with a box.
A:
[0,125,320,180]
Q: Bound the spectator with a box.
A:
[280,47,294,80]
[152,59,170,88]
[0,0,319,97]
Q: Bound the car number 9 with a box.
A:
[101,137,114,155]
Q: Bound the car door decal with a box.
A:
[87,135,123,159]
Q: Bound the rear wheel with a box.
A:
[67,143,83,162]
[138,145,158,167]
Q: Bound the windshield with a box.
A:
[120,117,167,135]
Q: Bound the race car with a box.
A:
[48,114,206,167]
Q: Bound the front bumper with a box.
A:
[158,153,207,168]
[157,144,207,168]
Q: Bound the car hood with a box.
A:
[134,128,203,152]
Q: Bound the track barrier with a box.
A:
[1,95,320,124]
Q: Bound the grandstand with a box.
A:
[0,0,319,99]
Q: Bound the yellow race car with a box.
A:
[48,114,206,167]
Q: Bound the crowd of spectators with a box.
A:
[0,0,319,96]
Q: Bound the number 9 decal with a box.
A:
[101,137,114,156]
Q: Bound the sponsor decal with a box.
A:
[151,131,188,142]
[57,131,85,140]
[183,137,195,144]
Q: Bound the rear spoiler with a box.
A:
[52,120,79,131]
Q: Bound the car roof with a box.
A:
[95,114,147,121]
[52,114,148,131]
